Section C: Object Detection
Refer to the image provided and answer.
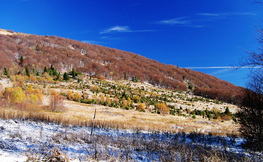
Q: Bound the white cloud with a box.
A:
[186,66,260,69]
[198,12,257,17]
[157,17,203,28]
[158,12,256,28]
[100,26,156,34]
[209,69,230,76]
[159,17,190,25]
[186,66,232,69]
[100,26,131,34]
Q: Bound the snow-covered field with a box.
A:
[0,118,261,161]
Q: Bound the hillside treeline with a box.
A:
[0,32,243,103]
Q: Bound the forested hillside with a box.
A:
[0,29,243,103]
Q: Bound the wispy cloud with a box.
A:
[186,66,260,69]
[100,26,130,34]
[209,69,230,76]
[158,12,256,28]
[159,17,190,25]
[198,12,257,17]
[157,17,203,28]
[186,66,232,69]
[100,26,155,34]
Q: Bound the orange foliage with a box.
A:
[74,92,82,101]
[123,100,128,107]
[138,103,145,111]
[100,93,105,101]
[134,96,140,103]
[67,91,74,101]
[114,96,119,103]
[29,74,37,83]
[106,95,111,103]
[91,85,98,92]
[158,102,169,114]
[127,97,131,106]
[98,74,105,80]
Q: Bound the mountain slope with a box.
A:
[0,29,243,103]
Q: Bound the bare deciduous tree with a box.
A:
[237,7,263,150]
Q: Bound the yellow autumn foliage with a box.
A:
[10,87,26,105]
[127,97,131,106]
[100,93,105,101]
[106,95,111,103]
[158,102,169,114]
[67,90,74,101]
[74,92,82,101]
[138,103,145,111]
[27,94,38,105]
[134,95,140,103]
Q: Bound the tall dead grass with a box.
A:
[0,108,91,127]
[0,103,240,137]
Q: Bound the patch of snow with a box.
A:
[0,118,259,161]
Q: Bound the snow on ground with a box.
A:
[0,118,259,161]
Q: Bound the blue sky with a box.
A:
[1,0,263,87]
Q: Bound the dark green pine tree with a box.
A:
[48,70,53,76]
[50,65,54,71]
[44,66,48,73]
[63,72,70,81]
[32,68,36,75]
[19,56,24,65]
[36,71,40,76]
[72,68,78,78]
[3,67,8,75]
[56,72,60,81]
[25,66,30,77]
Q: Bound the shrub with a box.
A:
[170,110,175,115]
[158,102,169,114]
[122,100,128,107]
[177,109,182,115]
[67,91,74,101]
[50,90,66,112]
[74,92,82,102]
[83,92,89,100]
[224,107,231,115]
[63,72,70,81]
[106,95,111,104]
[127,97,131,106]
[10,87,26,105]
[134,95,140,103]
[27,94,38,105]
[100,93,105,101]
[137,103,145,112]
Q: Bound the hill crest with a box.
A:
[0,29,243,103]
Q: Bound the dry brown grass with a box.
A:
[62,100,239,136]
[0,96,240,137]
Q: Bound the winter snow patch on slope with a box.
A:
[0,118,258,161]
